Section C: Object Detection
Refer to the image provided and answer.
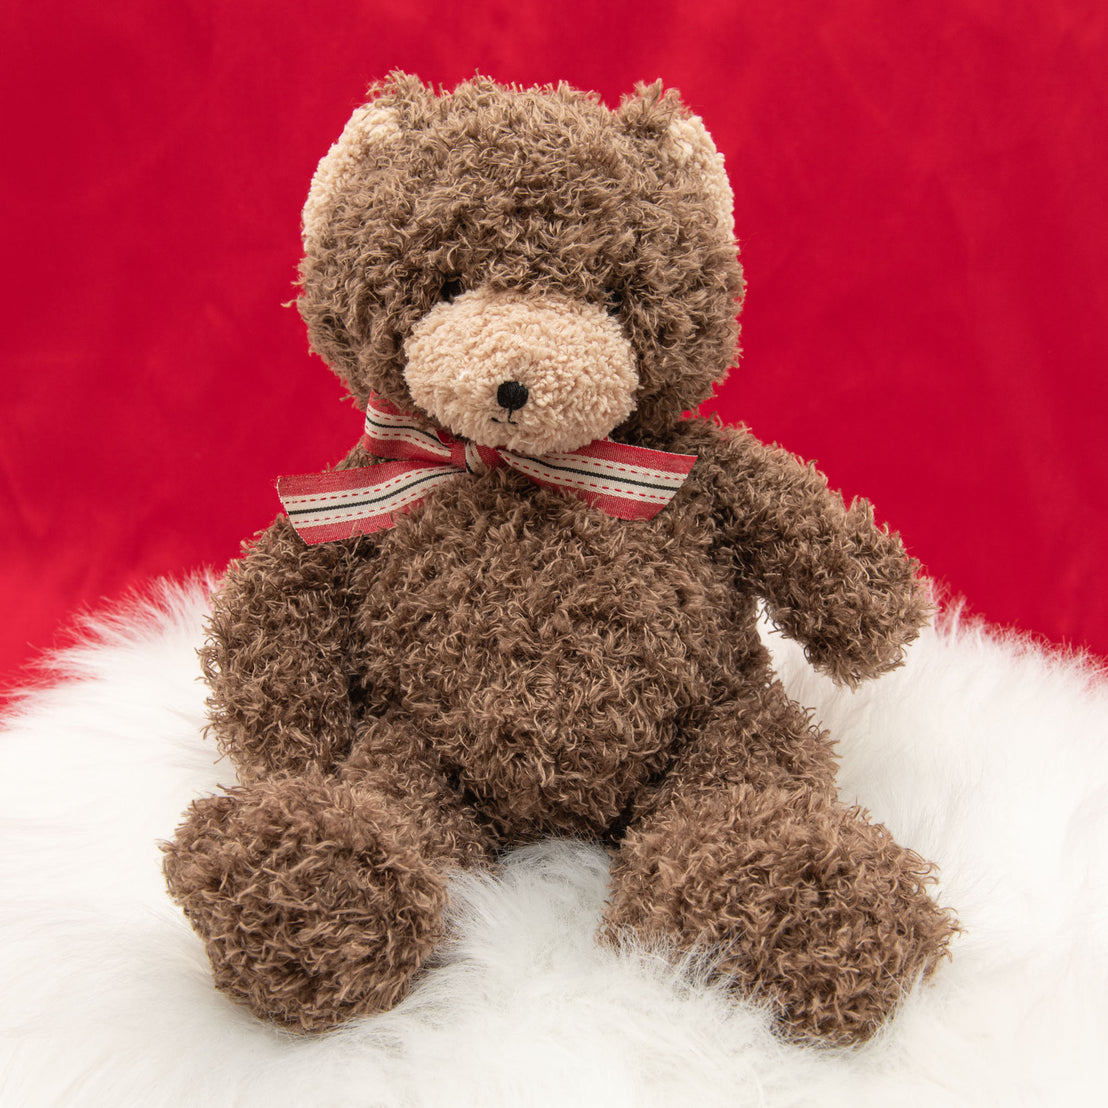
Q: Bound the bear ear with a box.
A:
[302,100,401,248]
[302,73,440,249]
[618,82,735,241]
[301,76,429,249]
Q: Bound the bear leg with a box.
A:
[163,736,492,1031]
[602,687,957,1045]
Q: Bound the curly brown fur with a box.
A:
[165,74,956,1044]
[165,776,452,1030]
[602,680,956,1045]
[199,515,369,782]
[694,419,935,686]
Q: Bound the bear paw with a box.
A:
[163,776,448,1031]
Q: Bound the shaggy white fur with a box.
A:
[1,580,1106,1106]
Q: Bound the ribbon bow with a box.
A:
[277,393,697,544]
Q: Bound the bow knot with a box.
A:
[446,435,468,472]
[277,394,697,545]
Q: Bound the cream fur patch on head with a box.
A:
[302,101,401,247]
[403,289,639,455]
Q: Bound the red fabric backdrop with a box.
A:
[2,0,1106,695]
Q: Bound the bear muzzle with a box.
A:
[402,288,639,455]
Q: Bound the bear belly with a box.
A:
[354,472,743,838]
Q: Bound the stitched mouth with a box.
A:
[490,414,521,425]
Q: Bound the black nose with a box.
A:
[496,380,529,412]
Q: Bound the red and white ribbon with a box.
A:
[277,394,697,544]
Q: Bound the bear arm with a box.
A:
[201,512,373,782]
[702,422,933,686]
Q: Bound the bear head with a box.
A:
[297,73,743,454]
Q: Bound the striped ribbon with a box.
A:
[277,393,697,544]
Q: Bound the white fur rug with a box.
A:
[2,580,1106,1107]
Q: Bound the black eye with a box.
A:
[440,276,464,303]
[603,286,624,316]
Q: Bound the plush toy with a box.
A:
[163,73,956,1046]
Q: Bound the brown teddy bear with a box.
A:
[163,73,956,1046]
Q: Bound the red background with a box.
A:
[2,0,1106,695]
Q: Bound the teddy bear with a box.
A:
[163,73,956,1047]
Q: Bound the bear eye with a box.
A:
[440,276,465,303]
[603,286,624,316]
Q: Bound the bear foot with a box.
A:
[163,775,448,1031]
